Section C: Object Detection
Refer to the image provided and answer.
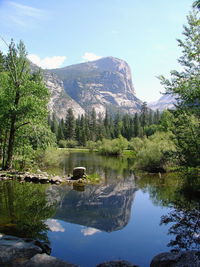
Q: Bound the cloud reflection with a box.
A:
[81,227,101,236]
[46,219,65,232]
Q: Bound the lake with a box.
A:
[0,152,199,267]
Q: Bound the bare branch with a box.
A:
[15,121,30,131]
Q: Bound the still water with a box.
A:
[0,152,199,267]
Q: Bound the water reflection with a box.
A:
[46,174,137,232]
[160,202,200,252]
[44,152,133,180]
[137,170,200,252]
[0,181,56,241]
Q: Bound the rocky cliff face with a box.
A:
[49,57,142,115]
[43,71,85,119]
[29,62,85,119]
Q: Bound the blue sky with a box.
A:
[0,0,193,102]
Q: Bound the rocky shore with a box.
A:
[0,234,199,267]
[0,168,88,186]
[0,234,77,266]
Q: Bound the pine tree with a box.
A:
[65,108,75,140]
[140,102,148,130]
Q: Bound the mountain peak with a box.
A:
[49,56,142,115]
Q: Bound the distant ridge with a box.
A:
[148,94,176,111]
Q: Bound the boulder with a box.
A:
[0,235,42,265]
[150,250,200,267]
[96,260,139,267]
[24,253,78,267]
[50,176,63,184]
[72,167,86,180]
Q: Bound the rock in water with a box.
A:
[72,167,86,180]
[150,251,200,267]
[0,235,42,265]
[24,253,78,267]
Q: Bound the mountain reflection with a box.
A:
[46,174,137,232]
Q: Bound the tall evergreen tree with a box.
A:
[64,108,75,140]
[140,102,148,131]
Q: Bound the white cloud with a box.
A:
[5,1,47,29]
[46,219,65,232]
[27,54,67,69]
[81,227,101,236]
[8,1,44,18]
[82,52,102,62]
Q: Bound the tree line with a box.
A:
[49,103,162,147]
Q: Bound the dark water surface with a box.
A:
[0,152,199,267]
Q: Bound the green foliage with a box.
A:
[0,181,56,241]
[172,113,200,166]
[50,106,162,148]
[134,132,176,172]
[144,124,162,137]
[128,137,145,152]
[193,0,200,10]
[86,172,100,183]
[86,140,100,151]
[0,40,52,169]
[159,9,200,167]
[58,139,78,148]
[65,108,75,140]
[159,110,174,131]
[98,136,128,156]
[38,147,69,167]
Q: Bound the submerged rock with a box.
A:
[0,235,42,265]
[24,253,78,267]
[150,250,200,267]
[96,260,139,267]
[0,235,77,266]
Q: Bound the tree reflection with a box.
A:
[160,201,200,252]
[137,169,200,252]
[160,170,200,252]
[0,181,56,241]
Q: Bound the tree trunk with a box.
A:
[4,89,19,170]
[4,119,16,170]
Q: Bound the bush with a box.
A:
[58,139,78,148]
[98,136,128,156]
[128,137,146,152]
[38,147,69,167]
[86,140,100,152]
[134,132,176,172]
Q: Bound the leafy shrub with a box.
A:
[98,136,128,156]
[134,132,176,172]
[39,147,69,166]
[58,139,78,148]
[128,137,146,152]
[87,173,100,183]
[86,140,101,152]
